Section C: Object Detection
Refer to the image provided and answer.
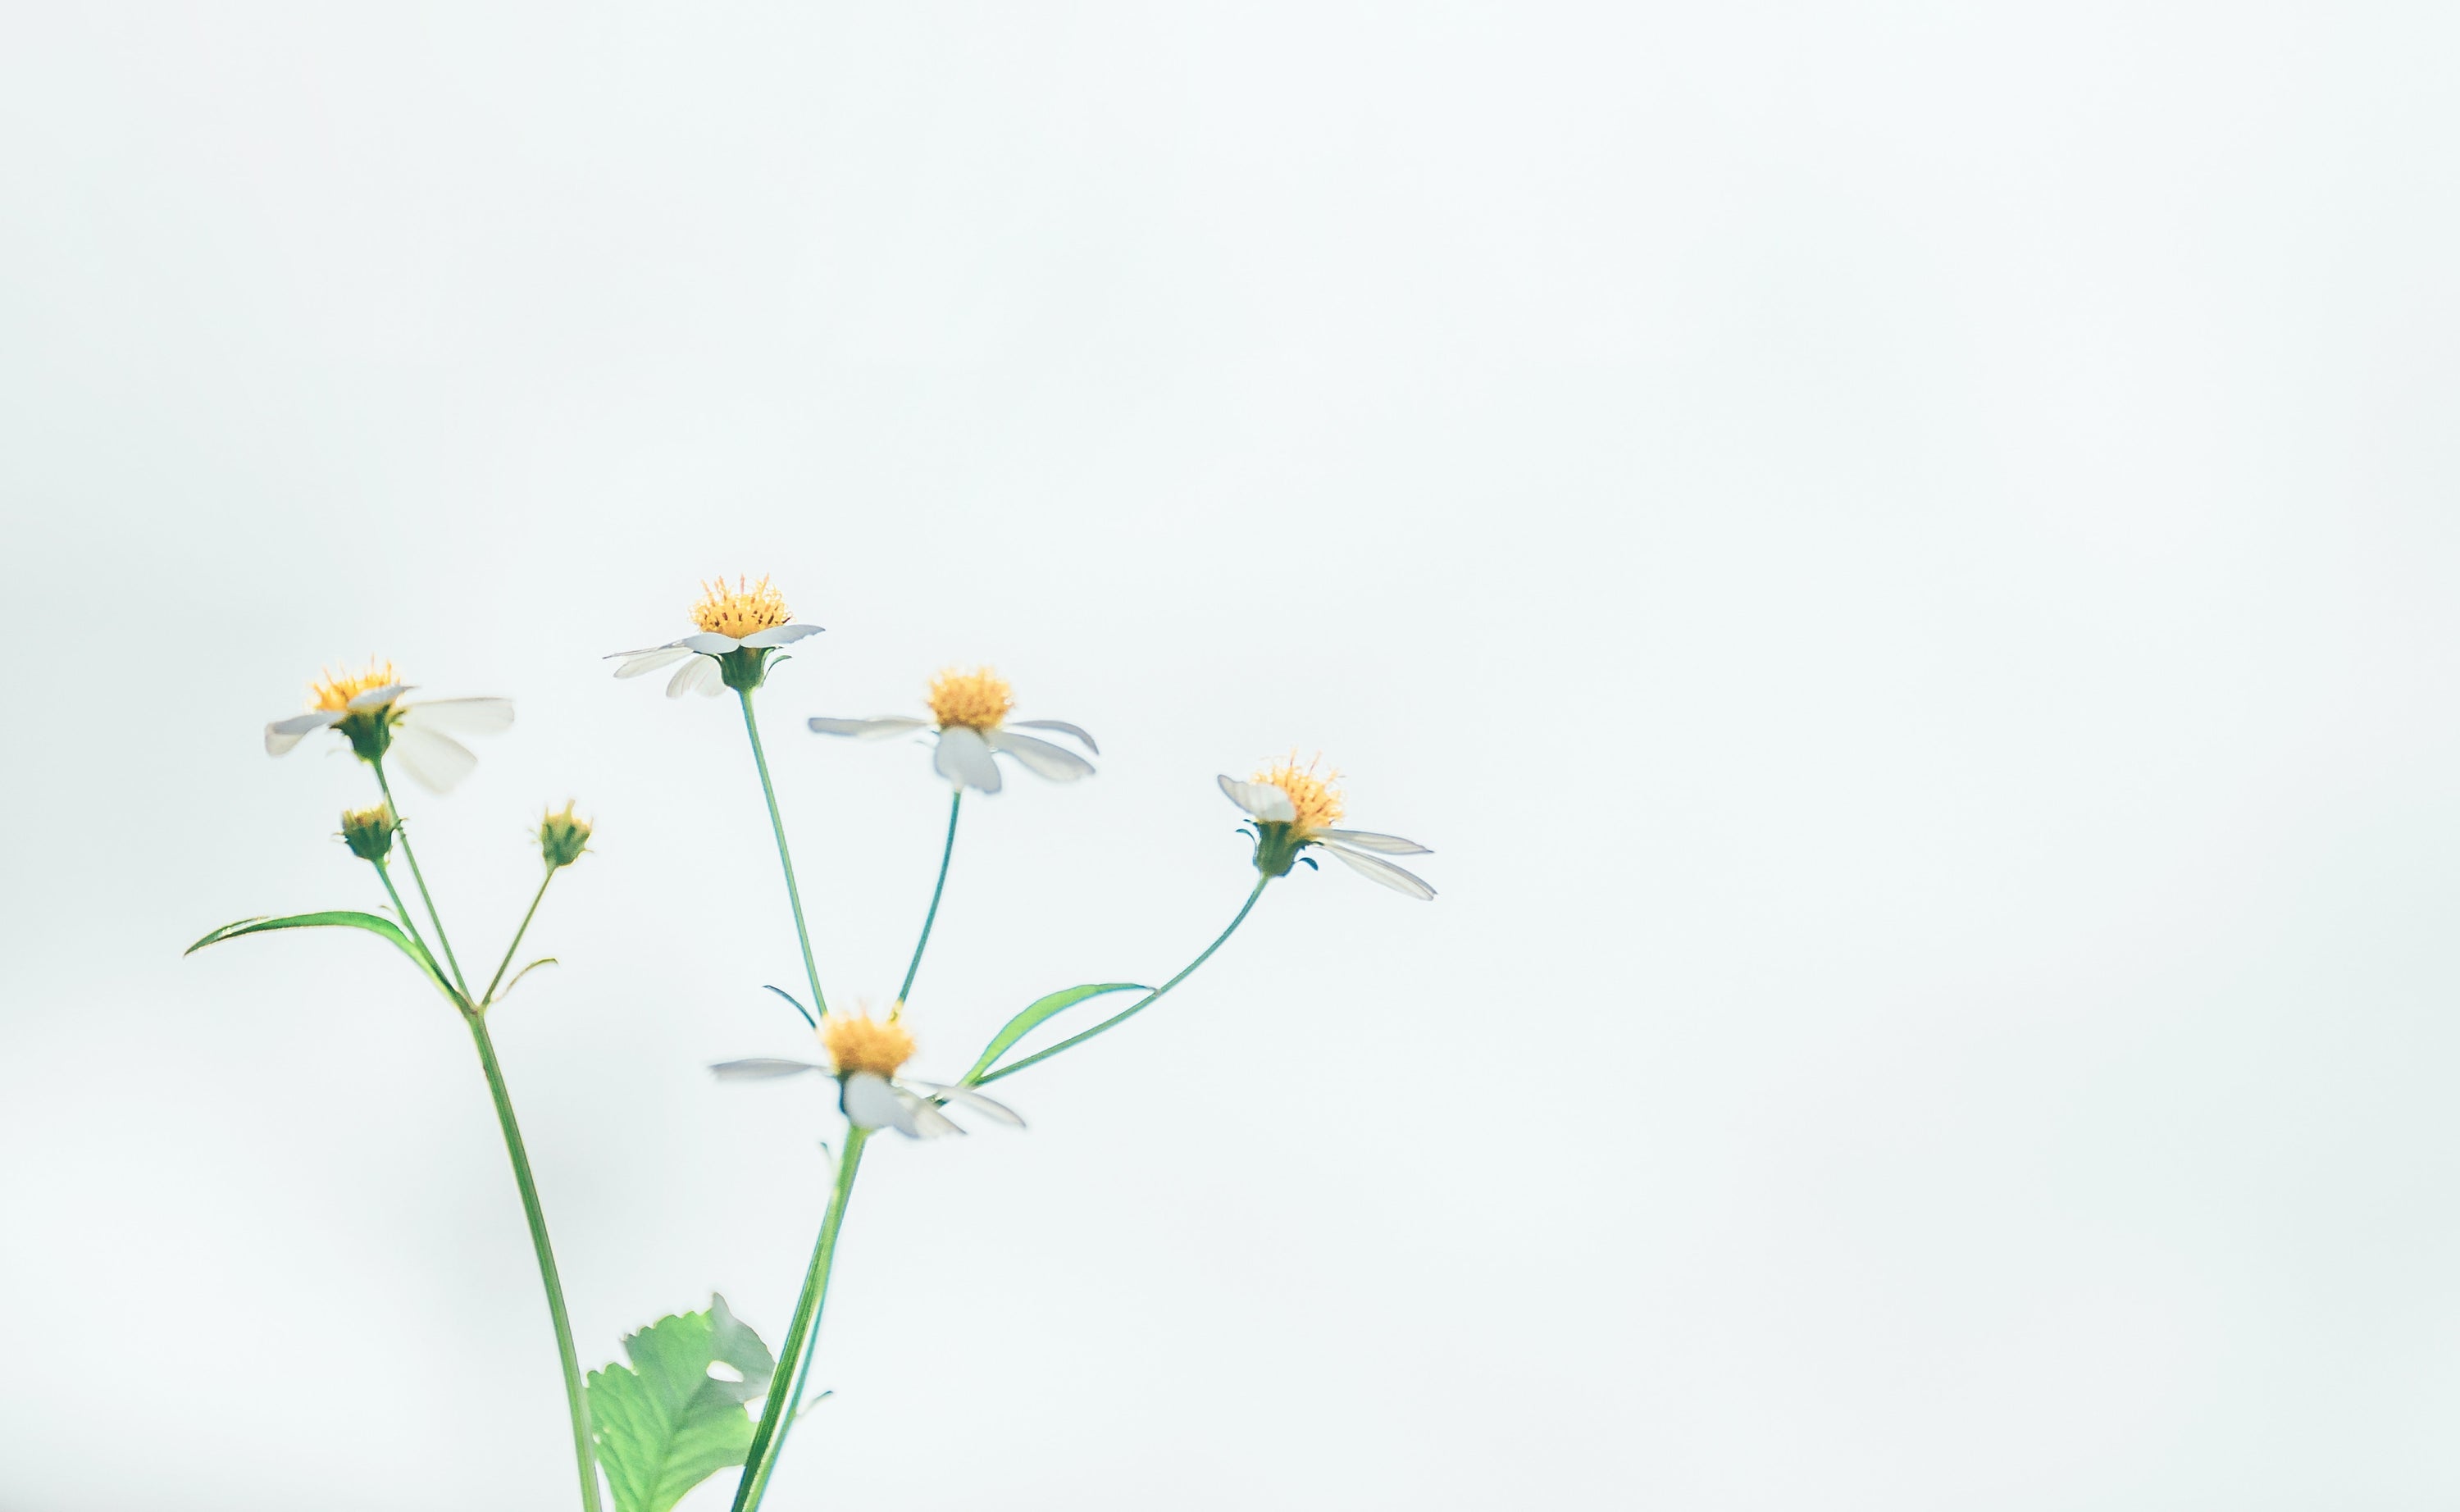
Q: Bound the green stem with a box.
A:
[736,688,828,1018]
[374,761,472,998]
[895,790,963,1006]
[484,868,555,1007]
[733,1126,871,1512]
[467,1013,602,1512]
[977,877,1271,1085]
[371,863,436,968]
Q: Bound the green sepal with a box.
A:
[964,981,1149,1083]
[587,1296,778,1512]
[186,909,453,999]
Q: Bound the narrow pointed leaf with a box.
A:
[186,910,451,997]
[587,1296,778,1512]
[963,981,1148,1083]
[494,957,558,1003]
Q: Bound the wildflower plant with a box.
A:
[193,576,1433,1512]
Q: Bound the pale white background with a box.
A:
[4,2,2458,1508]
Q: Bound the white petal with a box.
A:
[710,1058,827,1080]
[399,697,515,737]
[904,1080,1026,1128]
[1322,842,1436,900]
[697,662,728,698]
[390,724,481,794]
[677,632,740,654]
[1314,828,1432,856]
[1009,718,1099,755]
[740,622,824,649]
[985,729,1096,782]
[1218,775,1296,822]
[611,645,695,679]
[897,1086,965,1139]
[345,682,408,712]
[264,710,341,755]
[666,655,725,700]
[842,1072,918,1134]
[807,716,930,740]
[934,726,1003,794]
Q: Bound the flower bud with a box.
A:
[538,801,593,870]
[339,802,399,863]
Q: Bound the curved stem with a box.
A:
[467,1013,601,1512]
[732,1125,871,1512]
[977,877,1270,1086]
[736,688,828,1018]
[895,790,963,1006]
[484,868,555,1007]
[374,761,471,998]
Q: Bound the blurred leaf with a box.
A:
[588,1295,777,1512]
[964,981,1147,1082]
[185,910,453,998]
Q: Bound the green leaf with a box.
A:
[185,910,452,997]
[964,981,1149,1083]
[492,957,558,1004]
[588,1295,777,1512]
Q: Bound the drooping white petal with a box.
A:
[696,663,728,698]
[1218,774,1297,822]
[842,1072,919,1134]
[985,729,1095,783]
[666,655,724,699]
[896,1086,965,1138]
[807,716,930,740]
[399,697,515,737]
[740,623,824,649]
[1009,718,1099,755]
[676,631,740,654]
[1321,842,1437,900]
[345,682,408,712]
[904,1080,1026,1128]
[264,710,342,755]
[709,1058,827,1080]
[934,725,1003,794]
[390,724,481,793]
[1314,828,1432,856]
[611,644,695,679]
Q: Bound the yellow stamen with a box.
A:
[926,665,1014,731]
[821,1010,917,1079]
[308,658,401,713]
[1254,752,1345,833]
[692,576,793,639]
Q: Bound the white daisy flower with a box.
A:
[1220,754,1435,900]
[806,664,1096,795]
[605,576,824,698]
[711,1009,1023,1140]
[262,658,514,794]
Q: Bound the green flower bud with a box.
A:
[339,802,399,863]
[538,801,593,870]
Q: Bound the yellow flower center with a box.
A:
[692,576,793,639]
[927,666,1014,731]
[1255,754,1345,832]
[821,1012,917,1078]
[308,658,401,712]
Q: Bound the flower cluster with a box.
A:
[198,570,1434,1512]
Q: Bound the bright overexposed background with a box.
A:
[6,3,2460,1508]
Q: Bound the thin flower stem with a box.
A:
[484,868,555,1007]
[371,863,436,968]
[373,760,472,998]
[467,1012,602,1512]
[732,1125,871,1512]
[736,688,829,1018]
[894,790,963,1006]
[977,876,1271,1086]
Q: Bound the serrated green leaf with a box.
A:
[587,1295,777,1512]
[963,981,1148,1083]
[185,910,453,997]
